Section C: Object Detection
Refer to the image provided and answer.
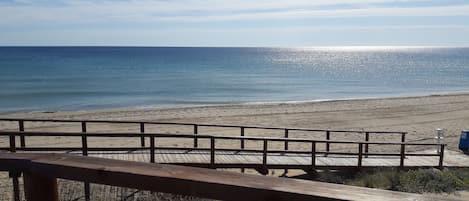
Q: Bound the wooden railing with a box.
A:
[0,131,444,169]
[0,153,442,201]
[0,118,407,156]
[0,128,442,201]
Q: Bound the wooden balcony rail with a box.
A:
[0,153,449,201]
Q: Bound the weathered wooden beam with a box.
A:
[0,153,446,201]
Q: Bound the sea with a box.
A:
[1,46,468,113]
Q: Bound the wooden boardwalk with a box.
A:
[1,118,469,201]
[83,149,469,170]
[0,130,462,172]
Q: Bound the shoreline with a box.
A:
[3,90,469,116]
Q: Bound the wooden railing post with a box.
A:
[240,127,245,173]
[23,172,59,201]
[81,122,88,156]
[210,137,215,168]
[9,133,16,153]
[263,139,268,168]
[311,142,316,167]
[9,171,21,201]
[401,132,406,143]
[283,129,289,175]
[140,123,145,147]
[358,143,363,168]
[81,122,90,201]
[365,132,369,158]
[325,131,330,156]
[400,143,406,168]
[439,144,445,169]
[150,136,155,163]
[19,120,25,148]
[240,127,245,149]
[284,129,289,151]
[194,124,198,148]
[4,137,21,200]
[84,183,90,201]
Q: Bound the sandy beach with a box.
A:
[1,92,469,151]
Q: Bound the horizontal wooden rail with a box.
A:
[0,118,407,158]
[0,153,444,201]
[0,147,443,157]
[0,131,437,146]
[0,118,406,134]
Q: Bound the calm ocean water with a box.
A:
[0,47,468,113]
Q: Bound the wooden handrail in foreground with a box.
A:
[0,153,450,201]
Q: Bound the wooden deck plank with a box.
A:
[12,149,469,169]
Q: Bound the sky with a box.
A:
[1,0,469,46]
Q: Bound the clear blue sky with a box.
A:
[1,0,469,46]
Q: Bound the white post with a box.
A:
[435,128,444,154]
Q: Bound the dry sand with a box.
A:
[1,93,469,200]
[1,92,469,151]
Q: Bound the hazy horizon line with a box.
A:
[1,45,469,48]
